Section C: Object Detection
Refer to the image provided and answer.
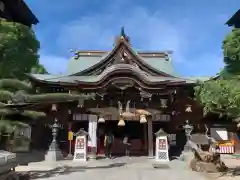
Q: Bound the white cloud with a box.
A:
[39,54,68,74]
[177,53,224,76]
[56,7,189,59]
[37,2,226,76]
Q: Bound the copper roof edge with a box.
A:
[76,50,172,55]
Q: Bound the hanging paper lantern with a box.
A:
[185,105,192,112]
[51,104,57,111]
[237,122,240,128]
[140,114,147,123]
[118,116,125,126]
[98,117,105,123]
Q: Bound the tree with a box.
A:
[194,78,240,117]
[194,28,240,122]
[0,19,46,79]
[31,64,48,74]
[0,78,95,150]
[223,28,240,76]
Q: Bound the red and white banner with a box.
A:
[212,146,235,154]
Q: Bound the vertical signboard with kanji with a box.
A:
[73,133,87,162]
[155,129,169,162]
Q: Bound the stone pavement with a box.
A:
[16,157,209,180]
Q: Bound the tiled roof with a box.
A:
[67,51,177,76]
[29,64,195,84]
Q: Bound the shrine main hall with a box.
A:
[28,28,205,158]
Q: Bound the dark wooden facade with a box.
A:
[0,0,38,27]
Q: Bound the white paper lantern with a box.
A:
[139,114,147,123]
[98,117,105,123]
[51,104,57,111]
[118,117,125,126]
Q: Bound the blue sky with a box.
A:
[26,0,239,76]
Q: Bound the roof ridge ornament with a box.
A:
[120,26,126,39]
[114,27,131,46]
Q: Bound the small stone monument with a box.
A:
[73,129,88,162]
[153,129,170,169]
[155,129,169,162]
[155,128,169,162]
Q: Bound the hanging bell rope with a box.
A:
[122,100,135,118]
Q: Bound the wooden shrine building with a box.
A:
[27,28,204,157]
[226,9,240,28]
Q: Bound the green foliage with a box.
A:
[21,111,46,120]
[195,27,240,122]
[0,19,43,79]
[0,79,43,130]
[31,64,48,74]
[26,93,95,103]
[194,79,240,118]
[223,28,240,75]
[0,119,29,134]
[0,78,95,133]
[0,79,32,92]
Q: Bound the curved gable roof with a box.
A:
[29,64,195,85]
[67,37,177,77]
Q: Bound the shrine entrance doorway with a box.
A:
[97,120,148,156]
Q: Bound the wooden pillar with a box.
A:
[148,118,154,158]
[144,123,148,151]
[88,114,98,159]
[67,122,73,156]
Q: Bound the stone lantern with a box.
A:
[45,118,63,162]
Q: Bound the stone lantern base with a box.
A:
[45,141,63,162]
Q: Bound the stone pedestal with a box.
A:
[179,145,193,162]
[88,147,97,159]
[183,140,191,152]
[66,154,73,160]
[45,141,63,162]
